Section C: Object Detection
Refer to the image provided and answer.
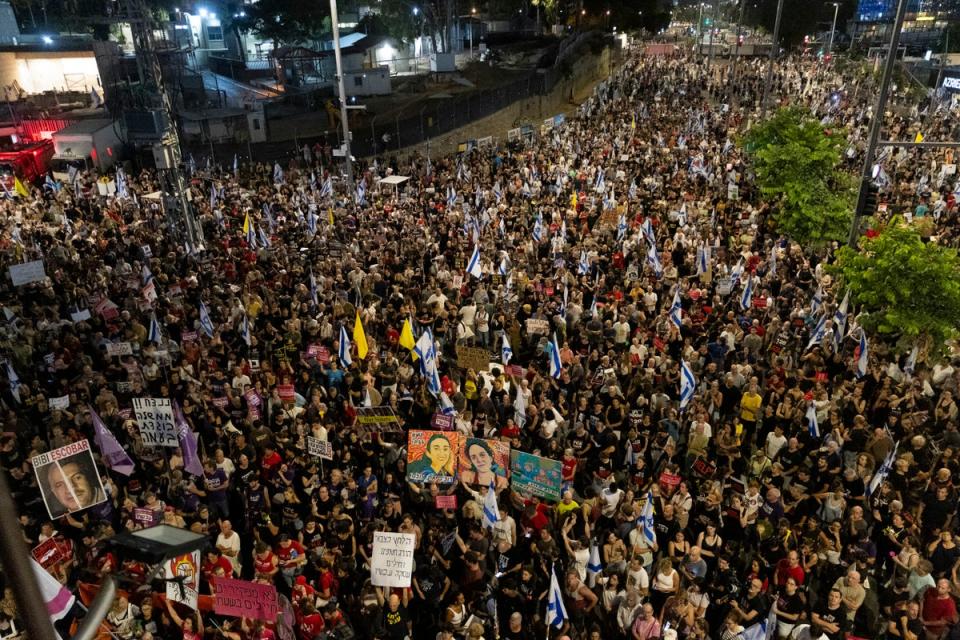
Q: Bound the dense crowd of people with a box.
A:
[1,39,960,640]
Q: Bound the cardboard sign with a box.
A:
[752,297,768,309]
[435,495,457,509]
[134,507,158,526]
[355,406,401,429]
[457,346,490,372]
[431,412,455,431]
[214,578,278,622]
[277,384,295,403]
[244,388,261,408]
[370,532,416,587]
[212,397,229,408]
[505,364,526,378]
[70,309,91,323]
[49,395,70,411]
[141,245,152,258]
[307,436,333,460]
[166,550,201,610]
[692,458,717,477]
[525,318,551,335]
[8,260,46,286]
[509,450,562,501]
[181,331,199,342]
[31,538,64,569]
[132,398,178,447]
[31,440,107,519]
[106,342,133,357]
[316,347,330,364]
[727,184,740,200]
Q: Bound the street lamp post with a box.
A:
[828,2,840,54]
[760,0,785,118]
[470,7,475,57]
[697,2,705,53]
[328,0,353,184]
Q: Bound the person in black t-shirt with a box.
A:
[377,588,412,640]
[811,588,847,640]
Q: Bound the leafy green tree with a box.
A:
[234,0,330,48]
[832,219,960,358]
[741,106,855,245]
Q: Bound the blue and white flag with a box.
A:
[115,167,129,199]
[498,256,509,276]
[810,285,824,316]
[740,276,754,310]
[834,290,850,350]
[696,245,710,275]
[641,217,656,247]
[5,361,20,403]
[856,331,869,378]
[306,210,317,235]
[147,313,162,343]
[532,214,544,243]
[670,288,682,331]
[629,179,637,199]
[521,182,532,198]
[482,481,500,529]
[339,325,353,366]
[502,333,513,365]
[141,264,154,286]
[446,185,457,209]
[741,605,776,640]
[679,359,696,411]
[594,168,605,192]
[356,179,367,205]
[493,181,502,202]
[233,154,238,177]
[639,490,656,545]
[617,214,627,241]
[646,242,663,278]
[240,314,252,346]
[549,333,562,379]
[273,162,284,184]
[578,251,590,275]
[466,243,482,278]
[319,176,333,198]
[904,344,918,378]
[414,331,441,396]
[258,226,271,248]
[246,219,257,248]
[198,302,215,338]
[807,314,828,350]
[807,401,820,438]
[44,174,60,192]
[587,543,603,588]
[514,376,526,427]
[867,443,898,498]
[546,566,568,629]
[309,270,319,306]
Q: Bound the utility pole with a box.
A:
[729,0,746,99]
[697,2,705,55]
[329,0,354,184]
[760,0,785,118]
[706,0,718,74]
[848,0,909,246]
[828,2,840,54]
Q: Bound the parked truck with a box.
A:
[0,139,54,191]
[50,119,122,182]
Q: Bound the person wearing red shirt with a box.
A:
[260,444,282,480]
[774,550,806,588]
[922,578,959,638]
[202,549,234,586]
[296,602,325,640]
[276,534,308,586]
[315,558,339,606]
[253,542,279,582]
[291,575,316,608]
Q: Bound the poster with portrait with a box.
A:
[509,450,563,501]
[31,440,107,519]
[458,438,510,490]
[407,431,458,484]
[164,549,201,610]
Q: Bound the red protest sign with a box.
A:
[214,578,278,622]
[435,495,458,509]
[431,413,455,431]
[32,538,63,569]
[277,384,295,402]
[181,331,199,342]
[752,297,768,309]
[317,347,330,364]
[653,336,666,351]
[505,364,526,378]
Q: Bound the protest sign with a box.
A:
[181,330,199,342]
[70,309,91,323]
[31,440,108,519]
[212,397,228,408]
[307,436,333,460]
[277,384,295,402]
[457,346,490,372]
[132,398,178,447]
[49,395,70,411]
[525,318,550,335]
[509,450,563,501]
[355,406,402,433]
[430,412,455,431]
[134,507,157,526]
[435,495,457,509]
[459,438,510,487]
[165,550,201,610]
[370,531,415,587]
[214,578,278,622]
[106,342,133,357]
[31,538,64,569]
[244,388,261,408]
[8,260,46,286]
[141,245,152,258]
[407,431,458,484]
[505,364,526,378]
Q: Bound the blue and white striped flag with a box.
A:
[482,481,500,529]
[834,290,850,350]
[807,401,820,438]
[307,210,317,235]
[198,302,215,338]
[680,359,696,411]
[646,242,663,278]
[807,314,828,350]
[502,333,512,365]
[273,162,284,184]
[258,226,271,248]
[498,256,509,276]
[356,179,367,205]
[532,214,544,243]
[546,565,568,629]
[240,314,251,346]
[856,331,869,378]
[414,331,441,396]
[319,176,332,198]
[578,250,590,275]
[670,287,682,330]
[696,245,710,275]
[811,285,824,316]
[587,543,603,588]
[867,443,898,498]
[639,490,656,545]
[617,214,627,241]
[629,179,637,199]
[115,167,129,199]
[147,313,162,343]
[549,333,562,379]
[5,361,20,404]
[446,185,457,208]
[594,168,605,192]
[740,276,754,311]
[641,217,655,247]
[339,325,353,367]
[493,181,502,202]
[466,243,482,278]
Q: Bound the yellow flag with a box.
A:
[571,191,578,208]
[915,132,924,143]
[399,318,416,352]
[631,114,636,131]
[353,311,368,360]
[242,212,251,234]
[328,207,334,226]
[14,177,28,198]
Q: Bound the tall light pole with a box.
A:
[706,0,718,73]
[760,0,785,118]
[729,0,746,101]
[697,2,705,53]
[848,0,909,246]
[470,7,476,57]
[329,0,353,184]
[828,1,840,54]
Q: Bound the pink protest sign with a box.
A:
[213,578,278,622]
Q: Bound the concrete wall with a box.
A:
[0,50,100,94]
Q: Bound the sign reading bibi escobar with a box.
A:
[214,578,278,622]
[31,440,107,519]
[370,531,415,587]
[132,398,177,447]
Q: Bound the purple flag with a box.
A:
[89,405,135,476]
[173,399,204,476]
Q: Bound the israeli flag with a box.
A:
[807,314,828,350]
[116,167,129,199]
[356,179,367,205]
[319,176,333,198]
[521,182,532,198]
[5,361,20,403]
[447,185,457,209]
[307,210,317,235]
[246,220,257,248]
[594,168,605,192]
[273,162,284,184]
[467,243,482,278]
[638,490,656,545]
[629,179,637,199]
[834,290,850,350]
[240,314,251,346]
[309,270,319,306]
[549,333,562,379]
[587,543,603,588]
[498,256,509,276]
[811,285,824,316]
[502,333,513,365]
[339,325,353,366]
[807,401,820,438]
[199,302,215,338]
[740,276,754,310]
[498,216,506,237]
[641,217,656,246]
[578,251,590,275]
[729,260,744,288]
[482,481,500,529]
[696,245,710,275]
[545,566,568,629]
[414,331,441,396]
[147,314,162,343]
[904,345,918,378]
[532,214,544,243]
[493,181,502,202]
[263,203,276,232]
[867,443,898,498]
[856,331,869,378]
[258,226,271,248]
[142,264,154,286]
[646,242,663,278]
[439,391,456,415]
[680,359,696,410]
[617,214,627,241]
[456,160,465,182]
[44,174,60,192]
[670,287,682,330]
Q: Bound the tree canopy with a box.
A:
[741,106,855,246]
[832,219,960,358]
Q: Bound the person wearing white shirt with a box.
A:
[216,520,242,576]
